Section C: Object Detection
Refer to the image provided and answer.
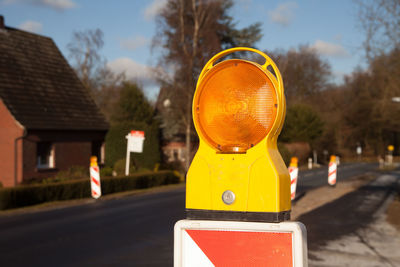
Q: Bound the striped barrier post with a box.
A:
[328,155,337,187]
[90,156,101,199]
[289,157,299,200]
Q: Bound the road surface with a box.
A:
[299,170,400,266]
[296,162,377,195]
[0,162,378,266]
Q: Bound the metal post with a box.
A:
[308,158,312,169]
[125,147,130,176]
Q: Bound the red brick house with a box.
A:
[0,16,108,187]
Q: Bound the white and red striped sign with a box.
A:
[174,220,308,267]
[328,161,337,186]
[90,165,101,199]
[289,166,298,200]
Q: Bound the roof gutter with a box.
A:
[14,128,27,186]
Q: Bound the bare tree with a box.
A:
[67,29,105,91]
[154,0,262,171]
[67,29,124,120]
[94,67,125,121]
[357,0,400,60]
[353,0,400,154]
[342,49,400,154]
[268,45,332,105]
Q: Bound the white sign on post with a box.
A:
[125,130,145,176]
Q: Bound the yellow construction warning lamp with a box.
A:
[290,157,298,168]
[90,156,98,167]
[186,47,291,222]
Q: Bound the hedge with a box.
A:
[0,171,180,210]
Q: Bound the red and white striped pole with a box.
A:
[90,156,101,199]
[328,155,337,187]
[288,157,299,200]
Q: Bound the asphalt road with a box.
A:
[0,187,186,266]
[296,162,378,195]
[0,162,378,266]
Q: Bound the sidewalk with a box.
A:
[294,172,400,267]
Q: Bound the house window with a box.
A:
[37,142,54,169]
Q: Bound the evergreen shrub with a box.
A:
[105,122,161,170]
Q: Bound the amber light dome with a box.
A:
[194,59,278,153]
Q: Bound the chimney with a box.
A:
[0,15,4,29]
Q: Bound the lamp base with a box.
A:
[186,209,290,223]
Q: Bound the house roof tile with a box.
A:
[0,25,109,131]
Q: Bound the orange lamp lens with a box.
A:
[194,60,278,153]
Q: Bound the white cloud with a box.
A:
[2,0,76,11]
[40,0,75,10]
[268,2,298,26]
[310,40,349,58]
[143,0,167,21]
[19,20,43,33]
[107,57,155,85]
[108,57,161,99]
[120,36,149,51]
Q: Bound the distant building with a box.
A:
[163,141,186,163]
[155,86,188,165]
[0,16,108,187]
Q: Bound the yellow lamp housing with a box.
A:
[186,47,291,222]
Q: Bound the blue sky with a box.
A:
[1,0,366,99]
